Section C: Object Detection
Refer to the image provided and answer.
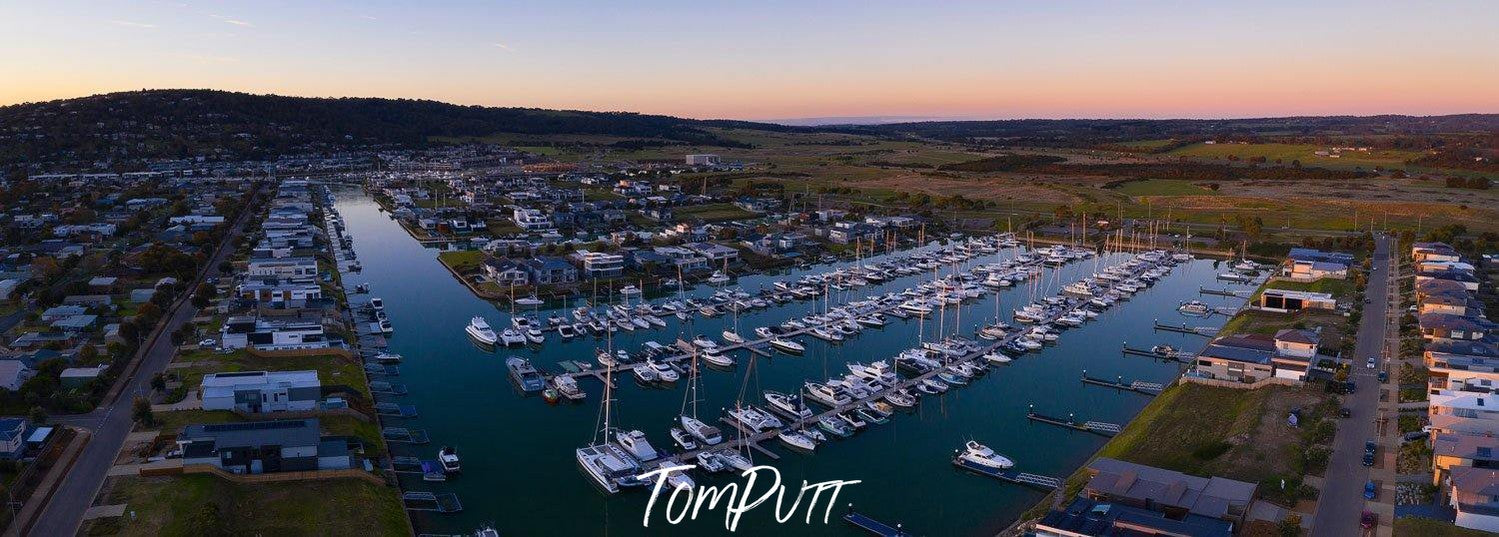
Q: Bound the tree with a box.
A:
[150,373,167,392]
[28,406,46,425]
[131,397,154,426]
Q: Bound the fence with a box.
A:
[1180,375,1303,390]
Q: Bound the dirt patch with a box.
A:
[856,174,1083,203]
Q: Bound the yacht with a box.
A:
[648,360,679,383]
[465,317,498,346]
[681,415,723,445]
[515,296,544,306]
[551,375,585,401]
[633,364,659,384]
[669,427,698,451]
[525,326,546,345]
[576,443,642,494]
[438,446,461,473]
[557,324,578,339]
[764,390,813,420]
[368,297,384,311]
[499,328,527,346]
[777,430,817,452]
[983,351,1014,364]
[818,415,853,438]
[721,330,745,344]
[615,429,660,462]
[719,451,753,472]
[727,405,783,432]
[696,451,728,473]
[958,441,1015,470]
[768,338,805,354]
[619,285,642,297]
[1178,300,1211,316]
[707,271,731,285]
[803,381,851,407]
[507,357,546,392]
[702,349,735,368]
[884,390,917,408]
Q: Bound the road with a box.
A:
[26,186,260,537]
[1310,234,1395,536]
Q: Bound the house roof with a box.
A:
[1451,466,1499,498]
[1434,433,1499,461]
[1085,457,1256,519]
[1038,497,1232,537]
[1275,329,1320,345]
[180,418,320,450]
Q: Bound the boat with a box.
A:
[721,330,745,344]
[465,316,499,346]
[374,352,403,364]
[368,297,384,311]
[515,296,544,306]
[719,451,753,472]
[702,349,735,368]
[681,415,723,445]
[1178,300,1211,315]
[615,429,660,462]
[804,381,851,407]
[837,412,867,430]
[648,360,679,383]
[633,365,659,384]
[983,351,1013,364]
[768,338,805,354]
[818,416,853,438]
[727,405,783,432]
[692,336,719,350]
[576,443,642,494]
[669,427,698,451]
[707,271,731,285]
[958,440,1014,469]
[619,285,642,296]
[764,390,813,420]
[551,375,585,401]
[884,390,917,408]
[557,324,578,339]
[525,327,546,344]
[499,328,527,346]
[438,446,461,473]
[777,430,817,452]
[506,357,546,392]
[696,451,728,473]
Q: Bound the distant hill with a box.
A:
[0,89,800,168]
[842,115,1499,146]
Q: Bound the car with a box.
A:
[1364,296,1371,304]
[1366,357,1377,369]
[1339,407,1352,418]
[197,338,217,347]
[1377,370,1388,382]
[1360,511,1377,529]
[1363,480,1377,500]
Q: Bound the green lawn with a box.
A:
[437,250,486,273]
[1116,139,1178,150]
[170,351,371,400]
[1111,179,1218,197]
[676,202,756,222]
[147,410,387,457]
[91,474,406,537]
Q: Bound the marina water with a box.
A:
[331,189,1252,536]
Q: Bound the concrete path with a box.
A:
[81,504,126,520]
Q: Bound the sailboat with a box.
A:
[576,332,643,494]
[679,348,723,445]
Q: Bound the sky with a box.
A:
[2,0,1497,121]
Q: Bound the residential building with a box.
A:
[0,361,34,391]
[177,419,352,474]
[524,256,577,285]
[685,154,721,166]
[512,208,553,231]
[1080,457,1256,528]
[246,257,319,281]
[201,370,321,413]
[1257,288,1337,313]
[0,418,28,459]
[573,250,625,278]
[1191,329,1319,382]
[1035,497,1232,537]
[685,242,739,264]
[1450,466,1499,532]
[219,316,330,351]
[1433,433,1499,487]
[482,257,530,286]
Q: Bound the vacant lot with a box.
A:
[1167,142,1422,169]
[1393,517,1495,537]
[1110,179,1219,198]
[88,475,406,537]
[676,202,757,222]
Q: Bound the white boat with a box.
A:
[557,324,578,339]
[515,296,544,306]
[368,297,384,311]
[632,365,658,384]
[576,443,640,494]
[669,427,698,451]
[551,375,585,401]
[777,430,817,451]
[959,440,1014,469]
[681,415,723,445]
[768,338,805,354]
[615,429,660,462]
[702,349,735,368]
[438,446,461,473]
[692,336,719,350]
[721,330,745,344]
[465,316,498,345]
[619,285,642,296]
[803,381,851,407]
[727,405,783,432]
[1178,300,1210,315]
[499,328,527,346]
[764,390,812,420]
[648,360,679,383]
[983,352,1013,364]
[719,451,753,472]
[525,327,545,344]
[707,271,731,285]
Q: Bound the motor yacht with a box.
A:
[576,443,641,494]
[669,427,698,451]
[818,416,853,438]
[465,316,498,346]
[764,390,812,420]
[506,357,546,392]
[727,405,783,432]
[958,441,1014,469]
[768,338,805,354]
[681,415,723,445]
[702,349,735,368]
[551,375,585,401]
[615,429,660,462]
[438,446,461,473]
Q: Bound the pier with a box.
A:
[382,428,430,444]
[951,457,1063,490]
[1080,370,1164,395]
[1199,286,1250,298]
[1121,344,1194,362]
[402,491,463,513]
[843,505,912,537]
[1152,320,1216,337]
[1026,408,1121,436]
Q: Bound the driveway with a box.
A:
[1310,234,1395,536]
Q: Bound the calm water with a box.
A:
[331,189,1254,536]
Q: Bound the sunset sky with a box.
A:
[3,0,1496,120]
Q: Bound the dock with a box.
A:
[375,402,418,418]
[1199,286,1249,298]
[1026,408,1121,436]
[843,505,911,537]
[1121,344,1194,362]
[369,381,408,395]
[1152,320,1216,337]
[402,491,462,513]
[951,457,1062,490]
[1080,370,1164,395]
[382,428,430,444]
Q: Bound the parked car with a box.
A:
[1377,370,1388,382]
[1339,407,1352,418]
[1366,357,1377,369]
[1363,480,1377,500]
[1363,440,1377,467]
[1360,511,1377,529]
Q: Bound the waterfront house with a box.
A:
[177,419,352,474]
[201,370,321,413]
[1257,288,1337,313]
[1282,248,1353,281]
[482,257,530,286]
[1035,496,1232,537]
[219,316,330,351]
[573,250,625,279]
[1080,457,1256,528]
[236,279,324,304]
[653,246,710,273]
[685,242,739,265]
[1450,466,1499,532]
[1191,329,1319,383]
[524,256,577,286]
[247,257,319,282]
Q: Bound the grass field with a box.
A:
[1394,517,1495,536]
[1116,139,1178,150]
[437,250,486,273]
[675,202,757,222]
[1167,142,1423,169]
[91,475,407,537]
[1110,179,1219,197]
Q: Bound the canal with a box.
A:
[331,188,1255,536]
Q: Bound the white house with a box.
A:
[201,370,321,413]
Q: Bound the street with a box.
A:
[24,188,259,537]
[1311,234,1395,536]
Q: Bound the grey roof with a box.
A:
[1420,313,1494,332]
[1199,343,1273,365]
[180,418,320,449]
[1428,340,1499,358]
[1433,433,1499,461]
[1086,458,1257,519]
